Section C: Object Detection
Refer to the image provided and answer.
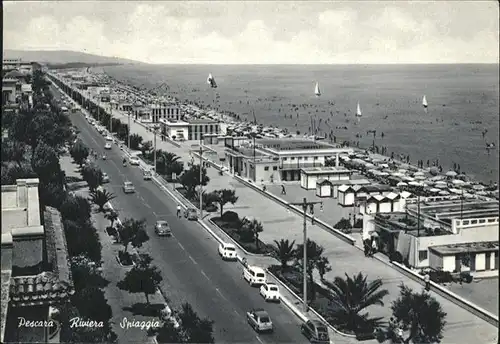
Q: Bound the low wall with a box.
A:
[391,261,499,327]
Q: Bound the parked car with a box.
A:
[105,135,113,141]
[104,142,112,150]
[259,283,280,302]
[246,309,273,333]
[301,320,330,344]
[184,207,198,220]
[155,221,172,236]
[123,181,135,193]
[129,156,140,166]
[143,169,152,180]
[218,243,237,260]
[102,173,110,183]
[243,266,266,286]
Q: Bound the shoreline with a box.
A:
[84,70,498,191]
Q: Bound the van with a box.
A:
[243,266,266,287]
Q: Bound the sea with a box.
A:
[102,64,499,184]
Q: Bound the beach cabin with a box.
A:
[331,179,371,199]
[338,185,356,206]
[356,185,394,200]
[316,179,333,197]
[386,192,402,212]
[300,167,352,190]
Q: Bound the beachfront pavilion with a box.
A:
[369,197,499,271]
[255,138,354,182]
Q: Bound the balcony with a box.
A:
[280,161,323,170]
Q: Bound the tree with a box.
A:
[89,189,116,212]
[214,189,238,217]
[70,140,90,167]
[141,140,153,158]
[273,239,296,271]
[322,273,389,333]
[117,123,129,142]
[104,210,119,228]
[117,256,163,304]
[117,218,149,253]
[390,284,447,344]
[72,287,113,322]
[294,239,331,302]
[241,217,264,249]
[81,163,104,191]
[63,219,102,263]
[179,164,210,197]
[70,255,108,290]
[31,142,62,183]
[155,302,215,344]
[1,139,26,167]
[199,191,219,211]
[129,134,143,150]
[60,194,91,224]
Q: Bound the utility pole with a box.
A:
[109,103,113,136]
[460,189,464,219]
[289,198,323,313]
[417,187,421,237]
[153,128,157,173]
[127,110,131,149]
[190,137,210,220]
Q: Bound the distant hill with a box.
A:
[3,49,143,65]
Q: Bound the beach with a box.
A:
[102,64,499,184]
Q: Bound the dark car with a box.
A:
[301,320,330,343]
[155,221,172,237]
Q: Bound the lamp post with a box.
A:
[290,198,323,312]
[153,128,157,173]
[127,110,131,149]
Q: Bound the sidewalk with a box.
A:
[91,97,497,343]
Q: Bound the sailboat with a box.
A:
[314,82,321,97]
[422,95,428,113]
[207,73,217,88]
[355,102,362,117]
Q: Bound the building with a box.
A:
[224,138,353,182]
[2,78,18,105]
[300,167,352,190]
[1,179,74,343]
[369,197,499,274]
[160,118,220,141]
[2,60,39,75]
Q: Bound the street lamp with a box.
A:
[127,110,131,149]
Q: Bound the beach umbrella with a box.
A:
[370,231,379,238]
[452,179,465,185]
[429,188,441,193]
[397,182,408,187]
[408,181,421,186]
[439,190,450,196]
[391,172,404,177]
[472,184,486,191]
[403,176,415,182]
[414,171,425,176]
[434,183,447,189]
[398,169,408,174]
[414,175,427,180]
[446,170,457,177]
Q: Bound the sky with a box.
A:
[3,1,499,64]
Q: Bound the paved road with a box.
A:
[66,106,308,343]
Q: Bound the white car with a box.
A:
[259,283,280,302]
[104,143,112,150]
[105,136,113,141]
[218,243,237,260]
[123,181,135,193]
[129,156,140,165]
[243,266,266,286]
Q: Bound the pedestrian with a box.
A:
[371,238,378,256]
[281,184,286,195]
[363,239,371,257]
[176,204,181,218]
[424,272,431,291]
[262,184,266,192]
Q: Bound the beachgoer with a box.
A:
[371,239,378,256]
[176,205,181,218]
[281,185,286,195]
[424,273,431,291]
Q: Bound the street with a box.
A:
[66,100,308,343]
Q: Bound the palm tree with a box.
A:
[242,218,264,251]
[105,209,119,227]
[89,189,116,212]
[273,239,295,271]
[322,273,389,332]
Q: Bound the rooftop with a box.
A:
[301,166,352,175]
[375,212,453,237]
[188,119,218,124]
[256,138,340,151]
[429,241,499,256]
[407,198,499,222]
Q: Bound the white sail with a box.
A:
[422,95,428,107]
[355,102,362,117]
[207,73,213,85]
[314,82,321,97]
